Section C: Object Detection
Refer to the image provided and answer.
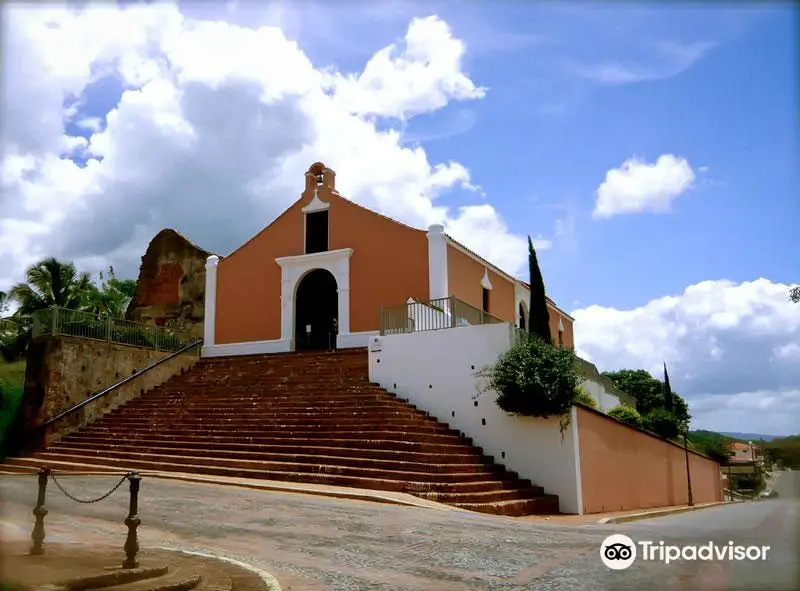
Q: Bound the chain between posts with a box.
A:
[50,471,130,504]
[29,468,142,569]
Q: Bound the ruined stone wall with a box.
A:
[126,228,213,338]
[20,336,198,445]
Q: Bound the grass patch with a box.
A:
[0,581,32,591]
[0,359,25,387]
[0,359,25,460]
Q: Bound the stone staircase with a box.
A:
[1,348,559,516]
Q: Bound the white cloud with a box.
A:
[593,154,695,219]
[0,5,534,293]
[325,15,487,119]
[572,279,800,435]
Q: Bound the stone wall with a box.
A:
[126,228,213,338]
[20,336,198,446]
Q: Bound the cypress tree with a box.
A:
[663,362,674,413]
[528,236,552,344]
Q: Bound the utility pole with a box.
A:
[684,429,694,506]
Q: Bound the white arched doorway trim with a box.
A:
[276,248,353,350]
[514,281,530,328]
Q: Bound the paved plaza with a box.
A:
[1,474,797,591]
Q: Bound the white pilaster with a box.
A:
[426,224,448,300]
[203,255,219,347]
[280,277,294,342]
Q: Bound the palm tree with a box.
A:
[9,258,92,315]
[0,291,6,313]
[84,267,136,318]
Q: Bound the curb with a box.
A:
[0,470,458,513]
[143,472,455,512]
[173,549,282,591]
[597,501,737,524]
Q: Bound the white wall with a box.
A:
[368,322,583,514]
[580,377,623,412]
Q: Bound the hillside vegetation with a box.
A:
[0,360,25,460]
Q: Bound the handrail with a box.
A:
[42,338,202,428]
[380,295,503,335]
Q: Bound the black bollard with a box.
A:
[30,466,50,555]
[122,472,142,569]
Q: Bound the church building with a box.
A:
[202,162,574,357]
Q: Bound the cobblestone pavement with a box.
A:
[1,475,797,591]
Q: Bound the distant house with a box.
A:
[726,442,764,474]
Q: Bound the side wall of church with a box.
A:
[446,244,516,322]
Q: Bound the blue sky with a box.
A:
[392,3,797,311]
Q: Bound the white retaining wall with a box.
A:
[580,377,624,412]
[368,322,583,514]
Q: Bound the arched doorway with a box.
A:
[294,269,338,351]
[518,301,528,331]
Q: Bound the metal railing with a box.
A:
[32,306,197,353]
[379,296,503,336]
[42,338,202,430]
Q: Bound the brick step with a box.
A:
[132,391,395,403]
[27,450,513,484]
[102,412,434,424]
[177,376,371,385]
[196,355,368,365]
[414,487,547,504]
[86,422,460,437]
[5,455,527,494]
[196,350,367,363]
[454,496,560,517]
[0,463,40,474]
[54,438,490,464]
[104,410,431,422]
[95,417,450,430]
[121,401,422,414]
[62,433,483,455]
[129,388,398,400]
[76,427,467,445]
[45,444,510,477]
[107,402,427,415]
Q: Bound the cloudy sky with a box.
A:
[0,2,797,435]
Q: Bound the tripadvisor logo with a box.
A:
[600,534,771,570]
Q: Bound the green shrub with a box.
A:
[482,335,582,421]
[0,378,24,461]
[608,404,642,428]
[574,386,597,409]
[642,407,680,440]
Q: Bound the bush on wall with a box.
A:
[574,385,597,409]
[642,407,681,440]
[607,404,642,428]
[480,334,582,432]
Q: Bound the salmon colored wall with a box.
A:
[329,198,429,333]
[215,203,303,344]
[547,307,575,349]
[446,245,515,322]
[576,406,724,513]
[214,186,429,344]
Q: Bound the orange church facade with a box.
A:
[202,162,574,356]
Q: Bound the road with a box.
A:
[1,473,797,591]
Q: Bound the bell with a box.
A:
[316,173,324,185]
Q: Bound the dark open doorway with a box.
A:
[295,268,338,351]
